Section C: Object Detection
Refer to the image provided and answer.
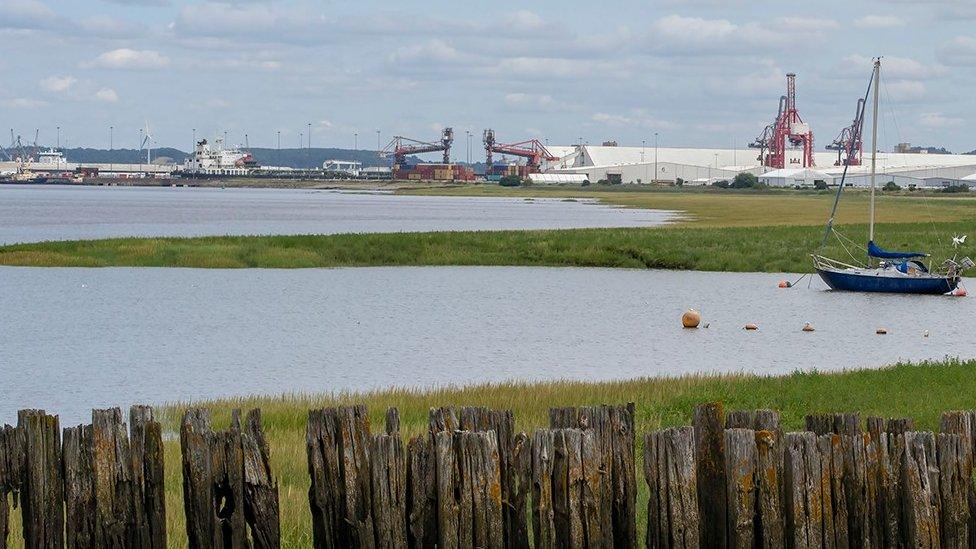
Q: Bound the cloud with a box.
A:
[646,14,837,55]
[841,55,946,79]
[854,15,906,28]
[79,15,144,38]
[919,112,964,128]
[94,88,119,102]
[504,93,578,112]
[939,36,976,66]
[172,2,326,45]
[1,0,62,30]
[1,97,48,108]
[591,110,676,131]
[101,0,168,5]
[86,49,171,70]
[39,75,77,92]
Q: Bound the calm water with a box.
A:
[0,184,676,245]
[3,266,972,424]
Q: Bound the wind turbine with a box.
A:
[141,121,156,164]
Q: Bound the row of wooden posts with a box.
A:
[1,402,976,548]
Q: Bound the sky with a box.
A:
[3,0,976,156]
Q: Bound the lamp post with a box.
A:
[307,122,311,149]
[654,132,659,184]
[56,126,60,150]
[192,128,196,150]
[276,131,281,166]
[354,132,358,150]
[109,125,113,174]
[465,130,471,164]
[641,139,646,184]
[376,130,381,151]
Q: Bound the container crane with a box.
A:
[826,98,864,166]
[483,129,558,174]
[749,73,815,168]
[380,127,453,169]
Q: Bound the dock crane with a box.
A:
[826,98,864,166]
[380,127,454,169]
[482,129,558,174]
[749,73,815,168]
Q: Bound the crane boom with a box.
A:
[483,129,557,173]
[380,127,453,167]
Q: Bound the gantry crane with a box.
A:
[749,73,815,168]
[826,98,864,166]
[380,127,453,169]
[483,129,558,174]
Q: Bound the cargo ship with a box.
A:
[181,138,258,176]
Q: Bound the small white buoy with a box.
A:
[682,309,701,329]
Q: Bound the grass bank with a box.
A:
[142,359,976,547]
[1,221,970,272]
[399,185,976,227]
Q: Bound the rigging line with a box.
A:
[879,72,903,158]
[820,61,876,250]
[834,231,866,266]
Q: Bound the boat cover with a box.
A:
[868,240,927,259]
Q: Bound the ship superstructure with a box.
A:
[182,138,258,176]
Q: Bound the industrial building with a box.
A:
[543,145,976,188]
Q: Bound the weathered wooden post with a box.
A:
[724,429,757,549]
[549,404,636,547]
[783,431,824,548]
[183,408,280,548]
[129,405,166,548]
[644,427,699,549]
[63,423,95,547]
[371,429,407,548]
[307,406,374,548]
[901,431,940,548]
[693,402,727,548]
[435,430,504,549]
[532,429,556,549]
[755,430,783,548]
[936,433,971,548]
[406,435,436,548]
[0,424,24,549]
[19,409,63,549]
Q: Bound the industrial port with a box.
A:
[4,72,976,190]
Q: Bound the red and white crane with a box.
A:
[749,73,815,169]
[483,129,558,173]
[826,98,864,166]
[380,127,453,168]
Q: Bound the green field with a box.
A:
[3,186,974,271]
[145,359,976,546]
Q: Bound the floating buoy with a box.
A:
[778,280,790,288]
[924,330,929,338]
[744,323,759,331]
[802,323,815,332]
[682,309,701,328]
[952,287,967,297]
[876,328,888,335]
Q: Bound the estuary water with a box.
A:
[0,184,676,245]
[3,266,973,424]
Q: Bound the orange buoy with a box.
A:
[802,323,815,332]
[744,323,759,331]
[952,287,968,297]
[682,309,701,329]
[876,328,888,335]
[778,280,790,288]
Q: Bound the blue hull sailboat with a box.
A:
[811,58,971,294]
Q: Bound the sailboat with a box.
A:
[812,58,972,294]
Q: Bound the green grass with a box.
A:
[146,359,976,547]
[2,221,971,273]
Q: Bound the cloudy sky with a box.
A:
[3,0,976,154]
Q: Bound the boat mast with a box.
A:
[869,58,880,247]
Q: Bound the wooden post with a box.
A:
[694,402,727,548]
[936,433,970,548]
[406,435,436,548]
[307,406,374,548]
[371,431,407,548]
[19,409,63,549]
[755,430,784,548]
[509,433,532,549]
[902,431,940,548]
[0,424,25,549]
[532,430,556,549]
[941,410,976,547]
[183,408,279,548]
[130,405,166,549]
[242,409,280,548]
[435,430,504,549]
[91,408,136,546]
[784,431,826,549]
[63,424,95,548]
[385,408,401,436]
[644,427,699,548]
[725,429,757,549]
[549,404,636,548]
